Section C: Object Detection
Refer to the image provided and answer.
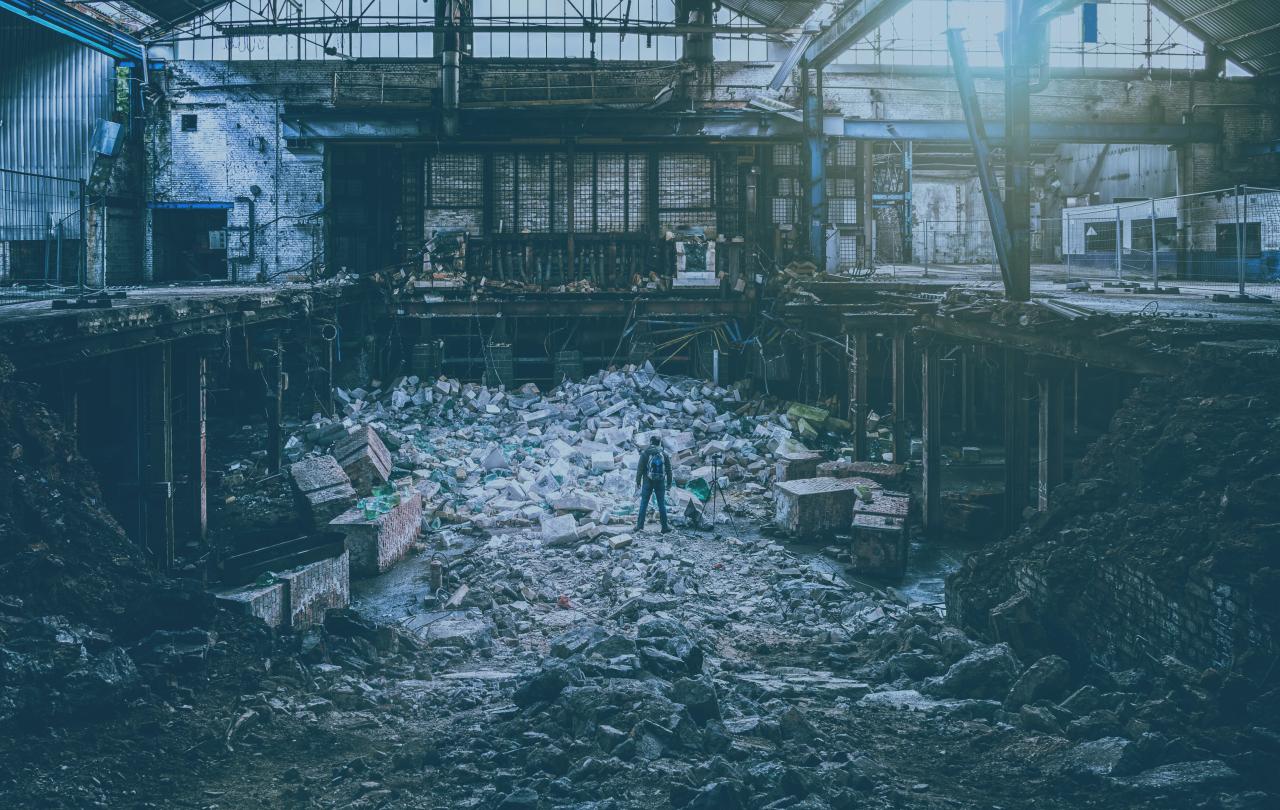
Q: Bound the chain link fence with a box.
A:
[1060,186,1280,299]
[917,218,1003,283]
[0,167,88,305]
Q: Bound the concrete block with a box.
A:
[608,533,633,550]
[816,460,908,487]
[850,513,908,579]
[216,581,287,629]
[773,476,862,539]
[289,454,357,526]
[276,550,351,630]
[855,489,911,520]
[541,513,579,547]
[775,450,822,482]
[330,493,423,577]
[333,425,392,492]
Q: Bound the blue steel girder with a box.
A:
[0,0,144,59]
[803,0,915,69]
[945,27,1015,296]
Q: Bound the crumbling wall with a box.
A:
[146,62,326,281]
[948,340,1280,681]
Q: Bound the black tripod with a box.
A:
[705,452,740,532]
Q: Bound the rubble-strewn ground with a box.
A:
[1,354,1276,809]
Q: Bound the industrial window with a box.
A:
[1083,220,1117,252]
[518,153,552,232]
[426,152,483,208]
[572,153,594,233]
[493,153,516,233]
[492,150,647,235]
[181,114,198,132]
[1131,217,1176,252]
[551,154,571,233]
[716,153,742,237]
[596,153,628,232]
[626,154,648,232]
[1215,222,1261,257]
[658,153,716,231]
[771,144,801,227]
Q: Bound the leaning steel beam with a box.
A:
[803,0,914,69]
[0,0,145,59]
[945,27,1014,296]
[769,32,813,91]
[840,119,1221,144]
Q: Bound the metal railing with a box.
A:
[0,167,88,305]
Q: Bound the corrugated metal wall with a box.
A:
[0,13,114,257]
[0,15,114,179]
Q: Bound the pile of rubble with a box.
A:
[287,364,860,551]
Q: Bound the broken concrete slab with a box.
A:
[333,425,393,491]
[289,454,357,526]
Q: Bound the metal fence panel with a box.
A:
[1061,187,1280,299]
[0,167,86,304]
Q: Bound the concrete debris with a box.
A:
[288,454,357,525]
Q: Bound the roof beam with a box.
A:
[0,0,144,59]
[803,0,913,69]
[841,119,1221,144]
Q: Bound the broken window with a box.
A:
[180,114,198,132]
[1215,222,1261,257]
[1131,217,1177,252]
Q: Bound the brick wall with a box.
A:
[277,550,350,630]
[1010,559,1278,673]
[147,62,327,281]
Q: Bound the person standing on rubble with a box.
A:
[635,435,672,533]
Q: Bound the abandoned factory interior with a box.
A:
[3,0,1280,807]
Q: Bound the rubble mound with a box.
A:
[0,357,252,728]
[948,340,1280,793]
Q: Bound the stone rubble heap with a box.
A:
[289,364,843,539]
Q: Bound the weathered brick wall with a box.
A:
[147,62,327,282]
[148,58,1280,280]
[1011,560,1278,673]
[277,550,350,630]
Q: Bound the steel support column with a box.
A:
[184,351,208,545]
[260,334,284,475]
[801,62,827,263]
[945,27,1014,295]
[847,331,869,461]
[1037,369,1065,511]
[960,348,976,437]
[858,141,874,268]
[142,344,174,570]
[921,342,943,536]
[1003,348,1031,530]
[891,330,909,464]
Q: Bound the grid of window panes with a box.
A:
[166,0,786,62]
[833,0,1204,72]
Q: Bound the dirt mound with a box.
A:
[0,355,247,728]
[949,338,1280,676]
